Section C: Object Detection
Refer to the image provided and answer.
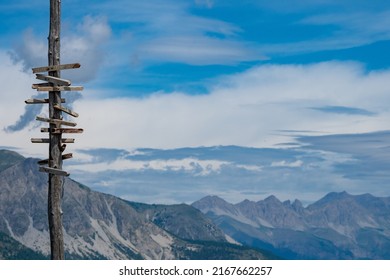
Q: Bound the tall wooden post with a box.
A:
[48,0,64,260]
[27,0,83,260]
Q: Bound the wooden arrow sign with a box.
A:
[39,166,69,176]
[53,104,79,117]
[32,63,81,74]
[35,74,71,86]
[36,86,83,92]
[32,83,51,89]
[36,116,77,127]
[41,128,84,134]
[25,98,66,104]
[31,138,75,144]
[38,153,73,165]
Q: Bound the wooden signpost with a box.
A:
[25,98,66,104]
[35,116,77,127]
[53,104,79,117]
[26,0,84,260]
[32,62,81,74]
[36,85,84,92]
[35,74,71,86]
[38,153,73,165]
[40,128,84,134]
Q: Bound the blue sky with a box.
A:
[1,0,390,204]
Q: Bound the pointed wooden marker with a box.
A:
[31,138,75,144]
[36,74,71,86]
[36,116,77,127]
[53,104,79,117]
[36,86,83,92]
[38,153,73,165]
[32,83,51,89]
[41,128,83,134]
[25,98,66,104]
[32,63,80,74]
[39,166,69,176]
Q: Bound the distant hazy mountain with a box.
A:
[0,150,24,173]
[192,193,390,259]
[0,150,273,260]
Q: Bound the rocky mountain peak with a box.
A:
[291,199,304,214]
[192,195,239,216]
[308,191,351,208]
[194,192,390,259]
[263,195,282,205]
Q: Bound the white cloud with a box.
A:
[236,164,263,172]
[70,61,390,150]
[0,51,46,157]
[67,157,229,176]
[10,16,112,83]
[2,57,390,162]
[62,16,112,83]
[140,36,260,65]
[271,160,303,168]
[10,28,46,71]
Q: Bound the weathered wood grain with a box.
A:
[32,63,80,73]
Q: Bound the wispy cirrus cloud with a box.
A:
[297,10,390,49]
[301,10,390,37]
[298,130,390,182]
[194,0,214,9]
[271,160,303,168]
[310,106,376,116]
[139,36,261,65]
[235,1,390,57]
[88,0,264,66]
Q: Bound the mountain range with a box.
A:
[192,193,390,259]
[1,149,389,259]
[0,150,273,260]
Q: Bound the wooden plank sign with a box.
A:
[57,128,83,134]
[32,63,80,74]
[39,166,69,177]
[31,138,75,144]
[35,74,71,86]
[41,128,83,134]
[36,116,77,127]
[36,86,83,92]
[25,98,66,104]
[38,153,73,165]
[32,83,51,89]
[53,104,79,117]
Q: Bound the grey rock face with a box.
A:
[128,202,227,242]
[193,192,390,259]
